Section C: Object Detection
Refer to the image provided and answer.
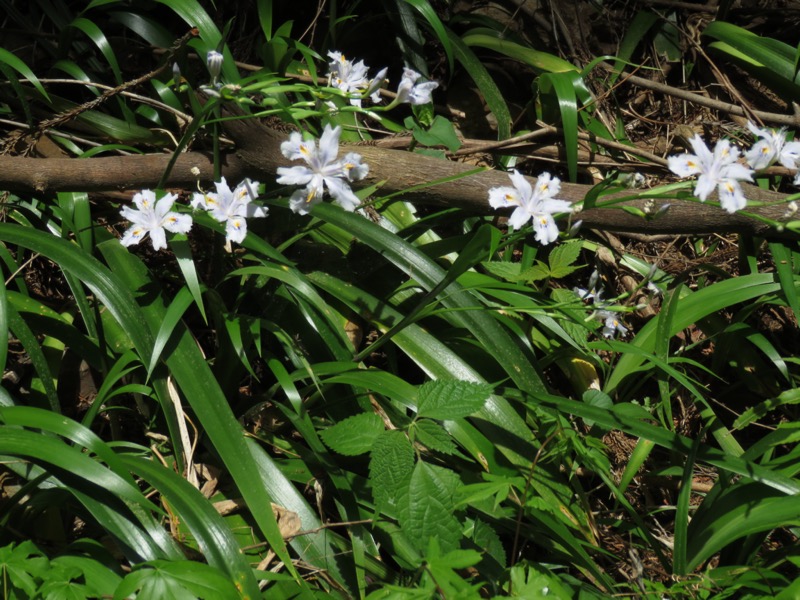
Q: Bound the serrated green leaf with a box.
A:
[413,419,457,454]
[548,241,583,272]
[548,264,581,279]
[50,554,122,599]
[482,261,524,282]
[397,461,461,553]
[416,379,493,420]
[470,519,506,567]
[114,560,239,600]
[522,263,551,282]
[0,541,48,597]
[507,564,574,599]
[428,548,481,570]
[320,412,385,456]
[370,430,414,512]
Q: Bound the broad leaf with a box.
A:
[370,430,414,512]
[397,461,462,553]
[416,379,493,420]
[320,412,385,456]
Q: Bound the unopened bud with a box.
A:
[587,269,599,292]
[172,62,181,82]
[568,219,583,236]
[655,203,671,217]
[207,50,223,86]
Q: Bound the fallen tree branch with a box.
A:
[1,113,797,240]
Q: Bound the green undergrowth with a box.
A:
[0,1,799,599]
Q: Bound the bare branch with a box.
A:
[0,114,796,240]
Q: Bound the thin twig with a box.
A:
[11,78,193,124]
[599,63,800,127]
[535,120,669,166]
[34,29,198,138]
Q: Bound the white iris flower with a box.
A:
[277,124,369,215]
[191,177,267,247]
[327,51,373,107]
[744,121,800,172]
[120,190,192,251]
[667,135,753,213]
[394,68,439,105]
[488,170,572,245]
[597,310,628,339]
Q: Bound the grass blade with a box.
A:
[118,454,261,598]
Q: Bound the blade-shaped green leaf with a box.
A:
[118,454,260,598]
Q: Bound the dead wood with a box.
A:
[0,112,797,240]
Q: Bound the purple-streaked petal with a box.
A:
[745,139,776,169]
[488,186,520,209]
[120,224,147,247]
[289,187,321,215]
[532,214,559,245]
[718,180,747,213]
[133,189,157,212]
[191,192,215,211]
[780,142,800,169]
[340,152,368,181]
[712,138,738,165]
[225,217,247,244]
[667,153,702,178]
[162,212,192,234]
[535,172,561,199]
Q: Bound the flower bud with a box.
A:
[207,50,223,86]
